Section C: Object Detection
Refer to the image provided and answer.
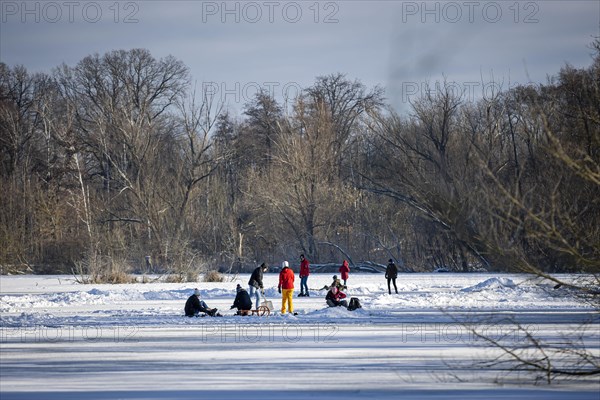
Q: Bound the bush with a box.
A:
[203,270,224,282]
[72,254,135,284]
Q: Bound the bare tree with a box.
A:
[358,47,599,381]
[55,49,196,271]
[242,89,283,169]
[360,83,491,271]
[247,96,349,261]
[306,73,384,178]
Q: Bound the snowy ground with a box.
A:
[1,273,598,399]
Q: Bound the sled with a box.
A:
[261,299,274,312]
[237,305,270,316]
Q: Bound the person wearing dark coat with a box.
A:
[385,259,399,294]
[248,263,268,308]
[185,288,218,317]
[231,284,253,314]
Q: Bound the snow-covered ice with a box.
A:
[1,273,598,399]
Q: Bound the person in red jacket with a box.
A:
[298,254,310,297]
[339,260,350,286]
[326,285,348,308]
[278,261,295,314]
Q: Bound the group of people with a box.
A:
[185,257,401,317]
[277,255,352,314]
[324,274,348,307]
[184,262,269,317]
[184,255,357,317]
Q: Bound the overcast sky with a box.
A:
[1,0,598,113]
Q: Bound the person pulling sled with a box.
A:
[248,263,268,306]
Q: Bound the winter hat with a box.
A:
[236,284,242,292]
[388,259,394,263]
[260,262,268,270]
[332,275,338,280]
[193,288,201,296]
[282,261,289,268]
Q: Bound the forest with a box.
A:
[1,43,598,280]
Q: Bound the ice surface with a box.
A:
[1,273,598,399]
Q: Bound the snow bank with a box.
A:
[1,291,107,313]
[460,277,517,292]
[0,287,238,313]
[1,273,590,318]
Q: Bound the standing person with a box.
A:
[385,259,398,294]
[248,263,268,308]
[339,260,350,287]
[231,284,253,315]
[298,254,310,297]
[184,288,219,317]
[278,261,295,314]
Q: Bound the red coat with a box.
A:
[299,259,310,277]
[339,260,350,280]
[279,267,295,289]
[326,287,346,301]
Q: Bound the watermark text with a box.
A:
[203,81,302,104]
[400,323,539,344]
[201,1,340,23]
[200,323,339,343]
[401,1,540,24]
[1,325,139,343]
[1,1,140,23]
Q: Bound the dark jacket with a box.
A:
[385,262,398,279]
[184,295,204,316]
[248,266,265,289]
[232,289,253,310]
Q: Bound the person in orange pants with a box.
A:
[278,261,295,314]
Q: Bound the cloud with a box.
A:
[1,1,597,114]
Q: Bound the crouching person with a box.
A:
[231,284,253,315]
[326,286,348,308]
[185,288,219,317]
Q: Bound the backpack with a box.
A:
[347,297,362,311]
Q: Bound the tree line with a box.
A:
[1,45,598,280]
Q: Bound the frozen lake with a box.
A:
[1,273,598,399]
